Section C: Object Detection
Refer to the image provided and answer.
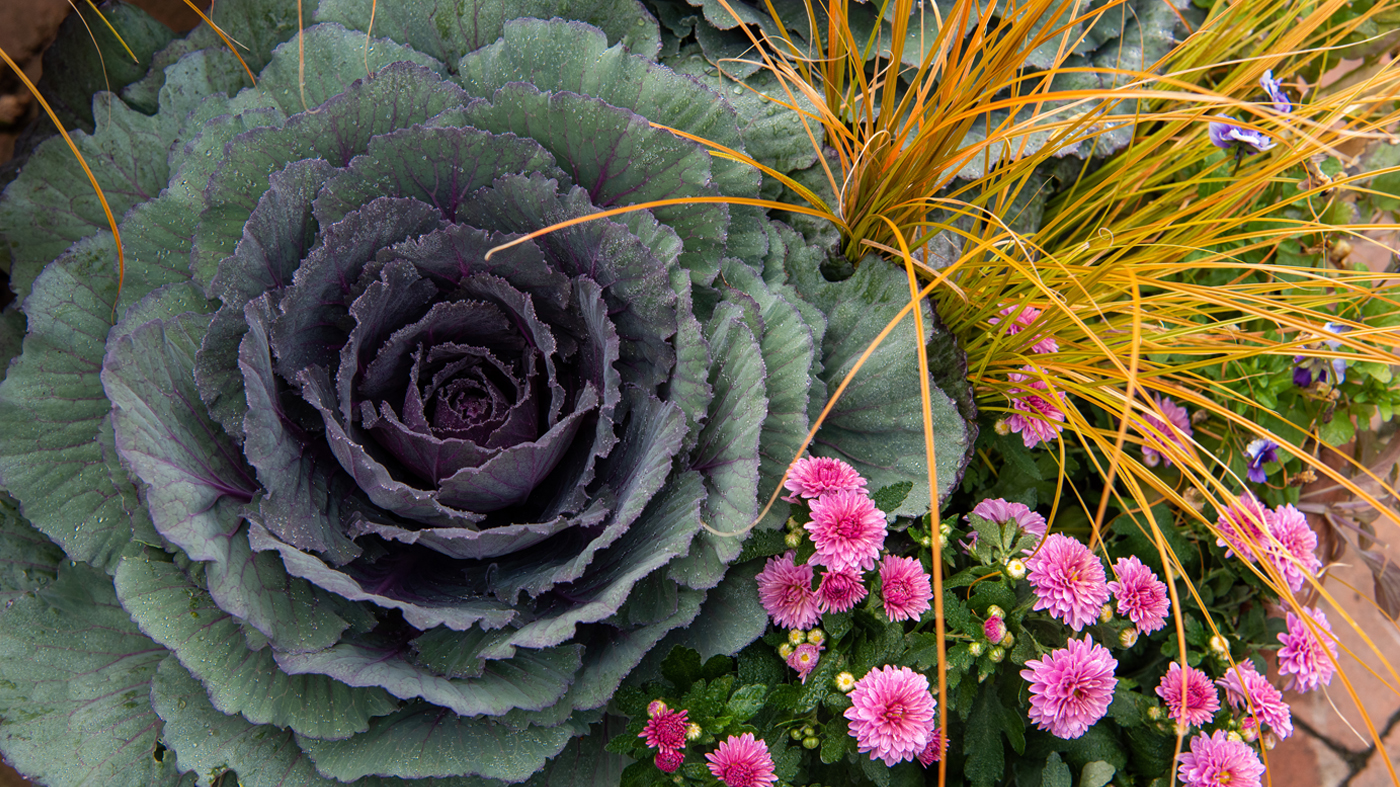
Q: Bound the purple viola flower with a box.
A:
[1244,438,1279,483]
[1208,117,1275,154]
[1293,322,1350,386]
[1261,70,1292,114]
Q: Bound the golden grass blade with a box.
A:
[0,45,124,309]
[180,0,255,83]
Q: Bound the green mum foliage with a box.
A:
[0,1,973,784]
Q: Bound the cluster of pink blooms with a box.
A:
[1003,368,1068,449]
[758,457,934,681]
[1139,395,1193,468]
[989,304,1059,354]
[639,701,690,773]
[1216,496,1322,592]
[1020,636,1119,739]
[845,665,943,767]
[642,702,780,786]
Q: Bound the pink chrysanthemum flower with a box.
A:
[1177,730,1266,787]
[816,566,868,613]
[1004,369,1068,448]
[1216,494,1270,561]
[1262,504,1322,592]
[706,733,778,787]
[655,749,685,773]
[970,498,1048,546]
[786,642,823,683]
[1277,607,1338,693]
[879,555,933,622]
[755,551,820,630]
[845,665,938,766]
[1106,556,1170,635]
[916,727,944,767]
[783,456,867,501]
[640,706,689,751]
[1026,534,1111,631]
[1140,395,1193,468]
[806,490,887,572]
[1020,636,1118,739]
[990,304,1059,354]
[1216,661,1293,739]
[1154,663,1220,729]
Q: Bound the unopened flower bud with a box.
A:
[1119,627,1139,648]
[988,646,1006,663]
[1261,731,1278,750]
[802,736,821,750]
[985,605,1006,620]
[655,749,684,773]
[1239,716,1259,742]
[807,628,826,646]
[789,728,804,741]
[647,700,668,719]
[801,726,815,738]
[835,672,856,692]
[686,723,702,741]
[788,629,807,646]
[995,419,1012,436]
[784,532,803,549]
[778,643,794,659]
[1005,558,1027,579]
[968,641,985,657]
[1000,632,1015,650]
[1227,731,1244,743]
[984,615,1007,645]
[919,535,933,547]
[786,517,803,531]
[1100,604,1114,623]
[1147,706,1164,721]
[1209,634,1230,658]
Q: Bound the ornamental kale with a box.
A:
[0,1,974,784]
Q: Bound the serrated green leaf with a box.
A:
[661,646,704,693]
[871,482,914,514]
[0,562,183,786]
[1042,752,1072,787]
[965,682,1006,787]
[727,684,767,720]
[821,717,851,764]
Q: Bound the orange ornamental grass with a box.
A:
[5,0,1400,784]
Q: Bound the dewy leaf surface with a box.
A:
[0,561,185,786]
[115,545,397,740]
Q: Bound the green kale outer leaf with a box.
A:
[0,2,974,783]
